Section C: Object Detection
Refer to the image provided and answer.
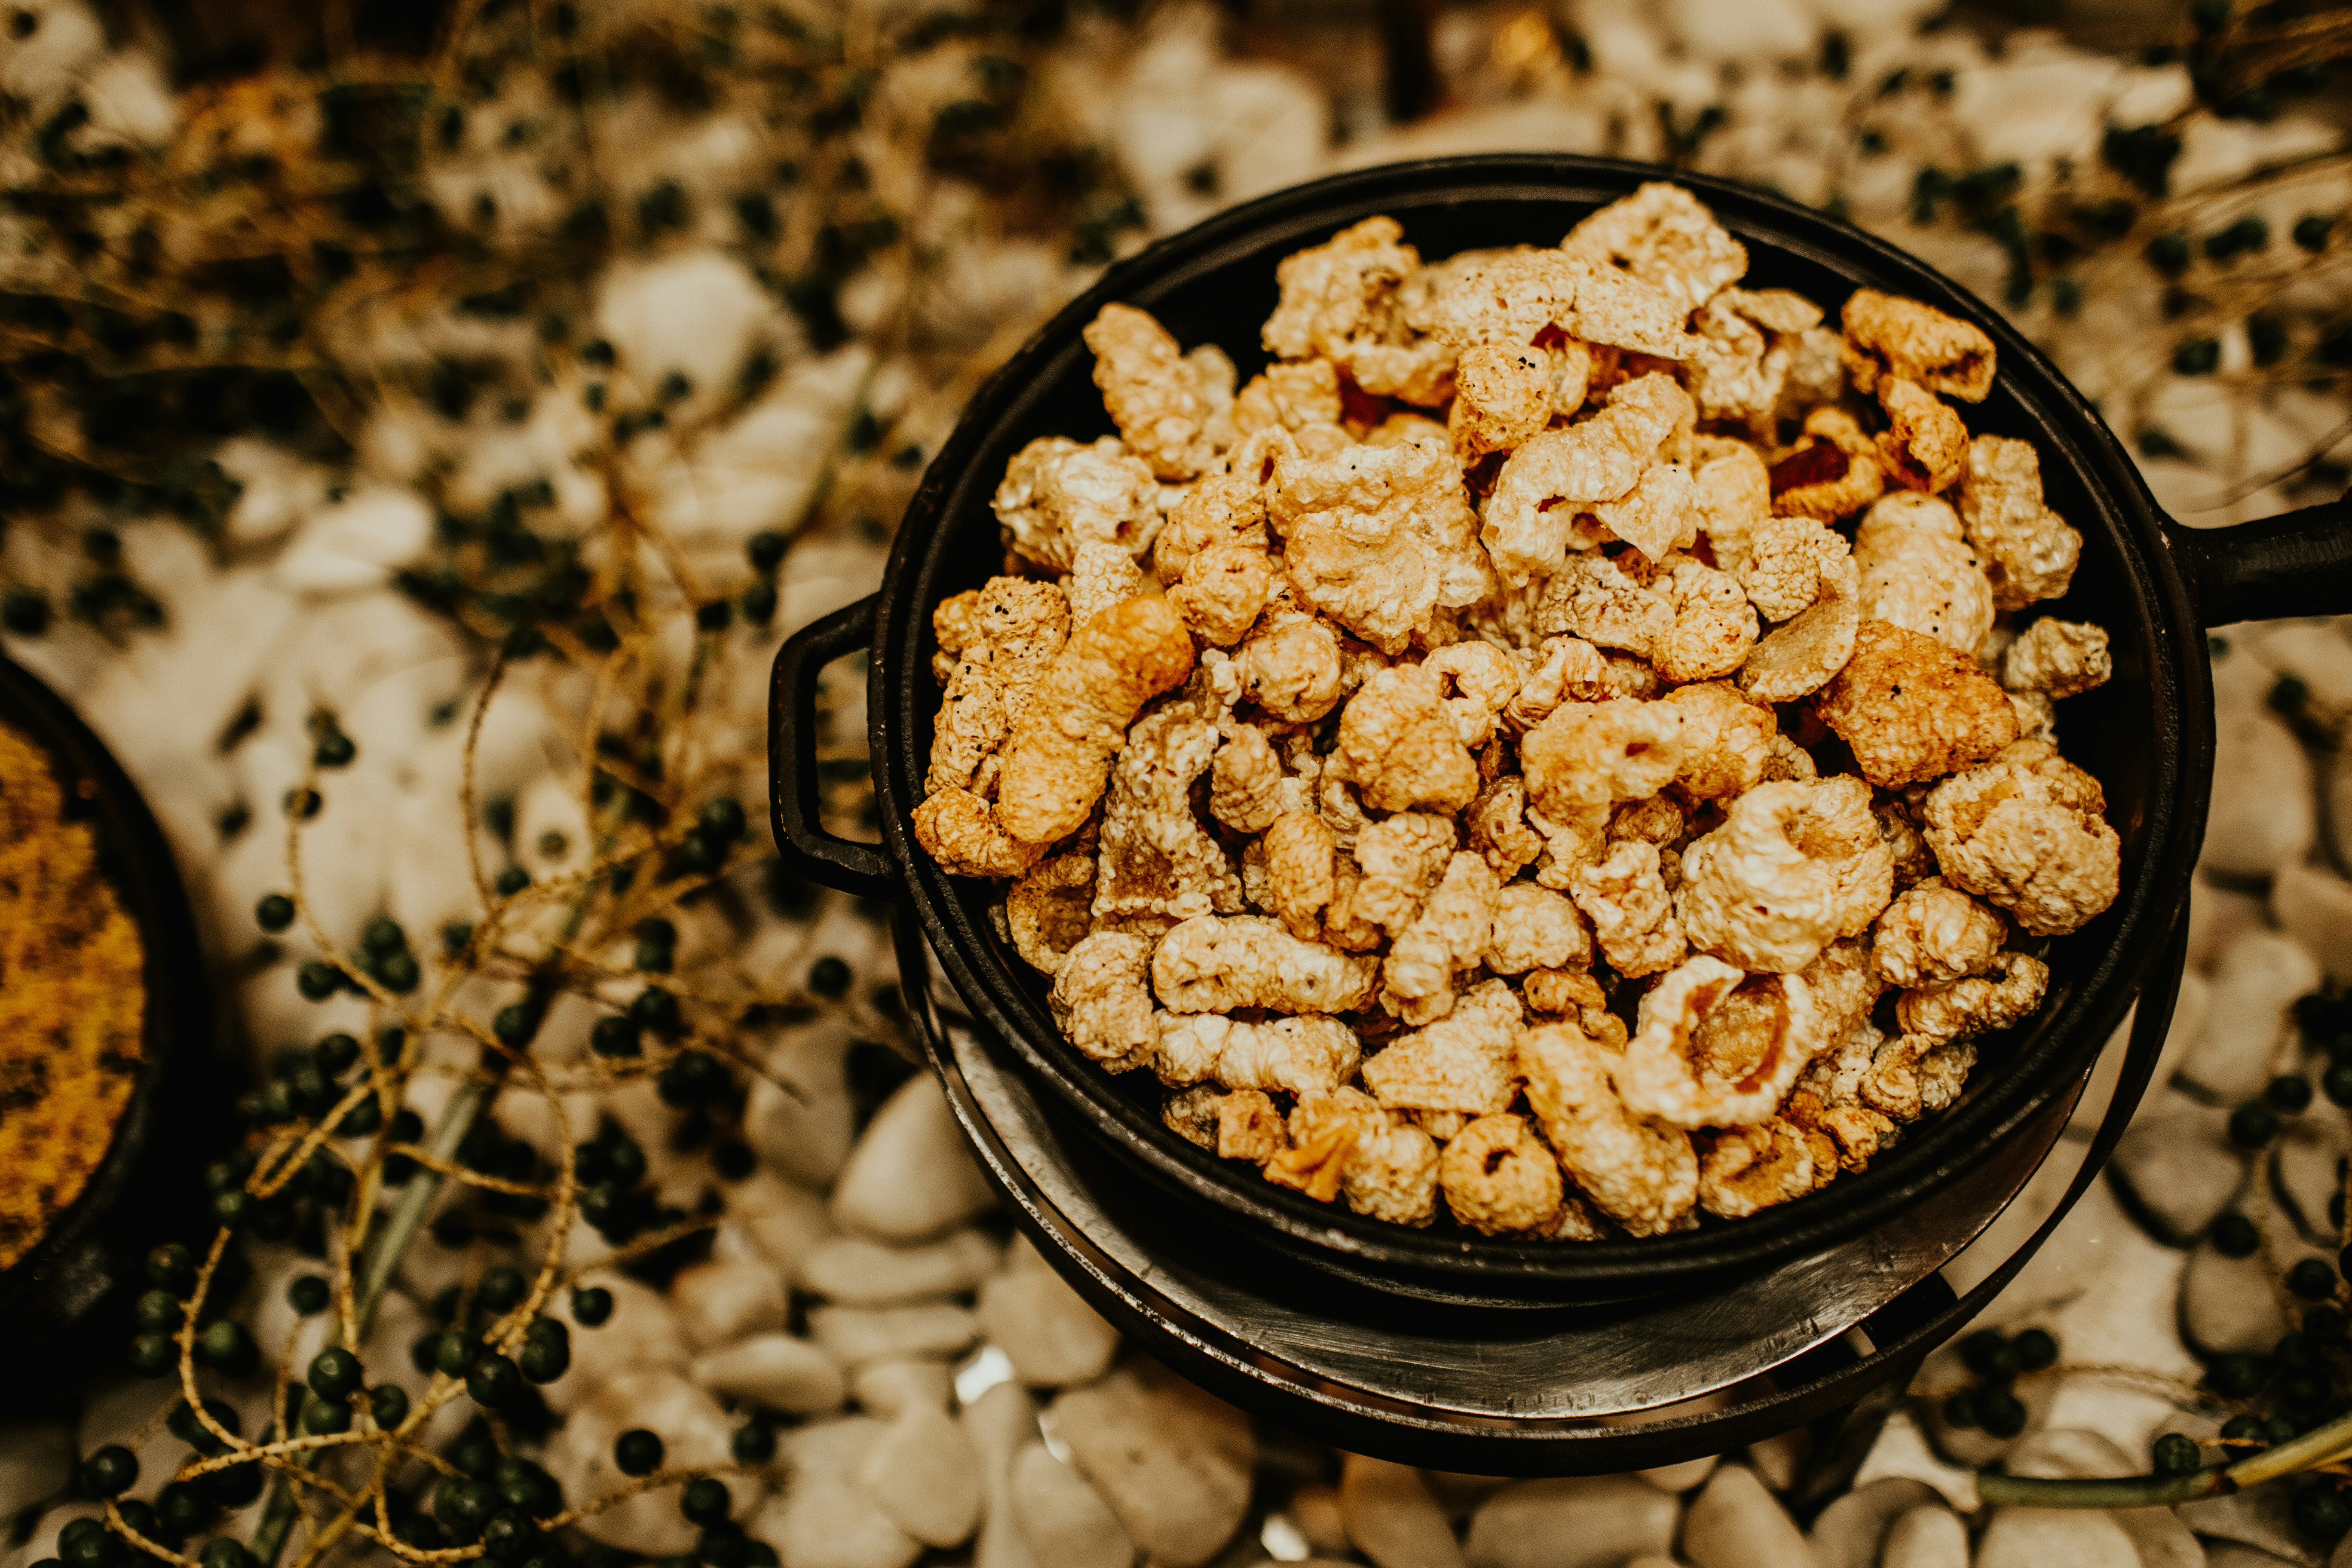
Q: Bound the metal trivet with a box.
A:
[894,916,2180,1477]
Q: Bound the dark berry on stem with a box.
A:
[2152,1432,2202,1475]
[2289,1259,2338,1301]
[590,1017,642,1058]
[571,1286,613,1326]
[680,1478,729,1525]
[128,1332,175,1377]
[2221,1413,2267,1443]
[1977,1388,2028,1439]
[2230,1102,2280,1148]
[2293,1483,2352,1543]
[369,1384,410,1430]
[200,1543,254,1568]
[467,1354,521,1409]
[614,1429,664,1477]
[2269,1074,2315,1113]
[80,1446,138,1496]
[480,1264,527,1312]
[2011,1328,2057,1370]
[807,956,851,998]
[2209,1352,2267,1400]
[731,1421,775,1464]
[255,893,295,932]
[2213,1213,2261,1257]
[1959,1329,2015,1379]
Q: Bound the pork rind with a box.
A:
[1007,854,1096,976]
[1268,439,1491,653]
[1451,344,1555,459]
[1482,882,1593,975]
[1957,435,2082,611]
[1049,933,1160,1072]
[1735,517,1850,625]
[996,595,1197,847]
[1381,852,1502,1023]
[1237,610,1347,723]
[1150,914,1381,1014]
[1864,952,2050,1122]
[1091,690,1243,922]
[1840,289,1996,403]
[1736,551,1862,704]
[1084,303,1228,481]
[1684,289,1823,433]
[1698,1119,1828,1219]
[1772,408,1885,524]
[1482,374,1694,585]
[1678,776,1895,974]
[1265,1087,1441,1225]
[1504,634,1611,732]
[1337,663,1482,814]
[1815,620,2019,789]
[1662,680,1775,802]
[2000,618,2112,699]
[1231,358,1344,437]
[1875,378,1969,493]
[1467,775,1545,880]
[1518,1020,1698,1237]
[1569,840,1687,979]
[1561,181,1749,315]
[925,577,1074,798]
[1921,741,2120,935]
[994,436,1164,572]
[1153,1013,1362,1097]
[1871,880,2005,989]
[1362,979,1524,1115]
[1852,490,1994,655]
[1416,247,1698,361]
[1217,1090,1288,1162]
[1262,217,1454,405]
[1441,1113,1567,1235]
[1652,557,1758,682]
[1616,956,1825,1130]
[912,787,1046,880]
[1261,811,1338,940]
[1690,437,1773,574]
[1520,697,1689,876]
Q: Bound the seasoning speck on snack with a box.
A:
[0,723,144,1270]
[913,181,2120,1241]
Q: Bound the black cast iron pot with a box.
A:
[772,155,2352,1307]
[0,653,217,1384]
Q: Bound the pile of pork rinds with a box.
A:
[911,182,2122,1241]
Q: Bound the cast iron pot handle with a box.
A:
[768,595,895,900]
[2164,495,2352,625]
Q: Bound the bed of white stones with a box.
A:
[0,0,2349,1564]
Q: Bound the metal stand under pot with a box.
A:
[889,912,2182,1480]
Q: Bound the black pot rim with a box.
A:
[861,154,2212,1299]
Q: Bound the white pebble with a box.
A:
[2189,879,2272,972]
[976,1245,1122,1388]
[742,1023,857,1189]
[1338,1453,1464,1568]
[2204,706,2317,878]
[1808,1476,1942,1568]
[2178,1485,2316,1565]
[1744,1428,1805,1492]
[1462,1476,1678,1568]
[2274,1114,2346,1246]
[1877,1505,1966,1568]
[0,1425,71,1526]
[1048,1359,1255,1568]
[858,1403,984,1548]
[542,1371,740,1554]
[2245,620,2352,711]
[800,1230,1001,1305]
[725,1170,839,1288]
[852,1358,954,1418]
[965,1381,1044,1568]
[669,1258,789,1351]
[2002,1427,2135,1479]
[1010,1442,1134,1568]
[831,1075,998,1243]
[809,1303,979,1366]
[14,1504,103,1568]
[2330,746,2352,871]
[2177,931,2322,1102]
[689,1332,845,1415]
[2275,862,2352,986]
[1680,1464,1808,1568]
[2105,1095,2242,1242]
[1974,1508,2137,1568]
[747,1418,922,1568]
[544,1273,689,1415]
[271,486,432,595]
[2183,1238,2290,1358]
[1633,1454,1718,1493]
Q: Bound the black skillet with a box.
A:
[771,155,2352,1307]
